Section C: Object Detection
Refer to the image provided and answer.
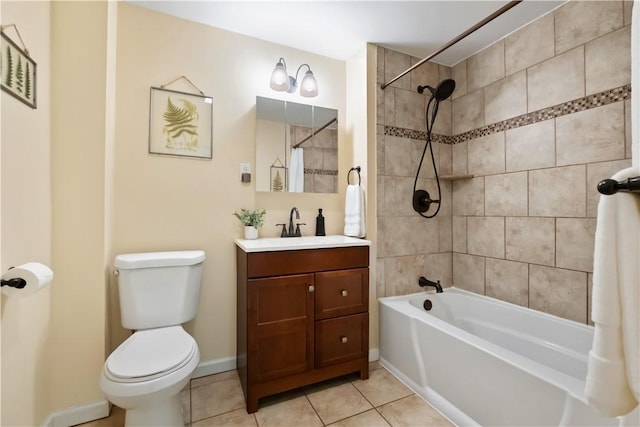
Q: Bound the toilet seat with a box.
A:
[105,326,196,383]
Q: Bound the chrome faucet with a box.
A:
[418,276,443,293]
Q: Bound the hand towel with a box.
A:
[288,148,304,193]
[344,184,365,237]
[585,167,640,417]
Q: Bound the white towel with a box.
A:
[344,184,365,237]
[288,148,304,193]
[585,167,640,417]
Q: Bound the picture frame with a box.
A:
[149,86,213,159]
[1,31,37,109]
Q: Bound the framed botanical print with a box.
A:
[148,86,213,159]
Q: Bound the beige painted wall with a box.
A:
[111,3,353,364]
[1,1,52,425]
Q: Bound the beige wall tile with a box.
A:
[468,133,505,176]
[467,216,505,259]
[424,253,453,287]
[439,64,452,81]
[506,216,555,266]
[452,141,468,175]
[384,49,411,90]
[432,100,452,136]
[485,172,528,216]
[529,165,586,217]
[384,88,395,127]
[506,120,556,172]
[452,89,484,134]
[555,1,623,54]
[377,132,385,175]
[376,258,386,298]
[384,255,424,296]
[382,176,415,217]
[378,216,440,258]
[485,71,527,124]
[556,103,625,166]
[467,40,505,93]
[377,176,386,217]
[624,0,633,25]
[452,253,485,294]
[556,218,597,272]
[626,99,632,159]
[451,60,467,100]
[377,86,385,127]
[527,47,585,112]
[529,265,587,323]
[410,58,439,97]
[438,216,453,253]
[505,12,555,75]
[585,26,631,95]
[394,89,427,131]
[384,136,414,177]
[452,216,467,253]
[586,159,631,217]
[377,46,385,84]
[452,177,484,216]
[438,143,452,176]
[485,258,529,307]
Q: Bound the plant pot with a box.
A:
[244,226,258,240]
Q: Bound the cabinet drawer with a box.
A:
[247,246,368,278]
[315,313,368,368]
[315,268,368,320]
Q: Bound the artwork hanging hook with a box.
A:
[0,24,30,57]
[159,75,204,96]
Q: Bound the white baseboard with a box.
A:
[41,399,110,427]
[369,347,379,362]
[192,355,237,378]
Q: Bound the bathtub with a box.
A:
[379,287,639,427]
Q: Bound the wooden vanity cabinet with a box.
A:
[236,245,370,413]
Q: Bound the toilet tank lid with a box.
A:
[115,250,205,269]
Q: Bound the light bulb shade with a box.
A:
[299,70,318,97]
[270,61,289,92]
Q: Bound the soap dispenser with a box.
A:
[315,209,326,236]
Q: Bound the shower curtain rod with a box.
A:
[292,117,338,149]
[380,0,523,90]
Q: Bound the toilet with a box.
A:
[100,250,205,426]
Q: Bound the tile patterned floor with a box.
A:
[78,362,454,427]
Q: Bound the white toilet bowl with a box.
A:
[100,326,199,426]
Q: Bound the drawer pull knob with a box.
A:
[341,336,348,344]
[308,285,315,292]
[341,289,348,297]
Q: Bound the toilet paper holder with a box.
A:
[1,267,27,289]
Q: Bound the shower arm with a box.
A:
[380,0,523,90]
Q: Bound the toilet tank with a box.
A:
[114,250,205,330]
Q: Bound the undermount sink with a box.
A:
[235,235,371,252]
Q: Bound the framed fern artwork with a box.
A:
[1,31,37,109]
[149,87,213,159]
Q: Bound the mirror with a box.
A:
[255,96,338,193]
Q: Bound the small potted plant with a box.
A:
[234,209,266,240]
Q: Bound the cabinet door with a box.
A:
[248,274,314,382]
[315,268,368,320]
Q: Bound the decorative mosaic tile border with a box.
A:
[304,168,338,176]
[384,84,631,144]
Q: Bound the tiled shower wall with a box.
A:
[376,0,634,324]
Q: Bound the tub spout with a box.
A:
[418,276,443,293]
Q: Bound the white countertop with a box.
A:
[235,235,371,253]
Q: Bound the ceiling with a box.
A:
[130,1,565,67]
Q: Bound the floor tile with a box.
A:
[305,382,373,425]
[377,395,454,427]
[75,406,125,427]
[254,395,323,427]
[369,361,384,372]
[327,409,391,427]
[191,369,239,389]
[192,408,257,427]
[351,368,413,407]
[191,374,246,422]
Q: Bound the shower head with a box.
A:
[417,79,456,101]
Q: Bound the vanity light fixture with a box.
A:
[269,57,318,98]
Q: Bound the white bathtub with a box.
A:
[379,287,640,427]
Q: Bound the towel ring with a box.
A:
[347,166,361,185]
